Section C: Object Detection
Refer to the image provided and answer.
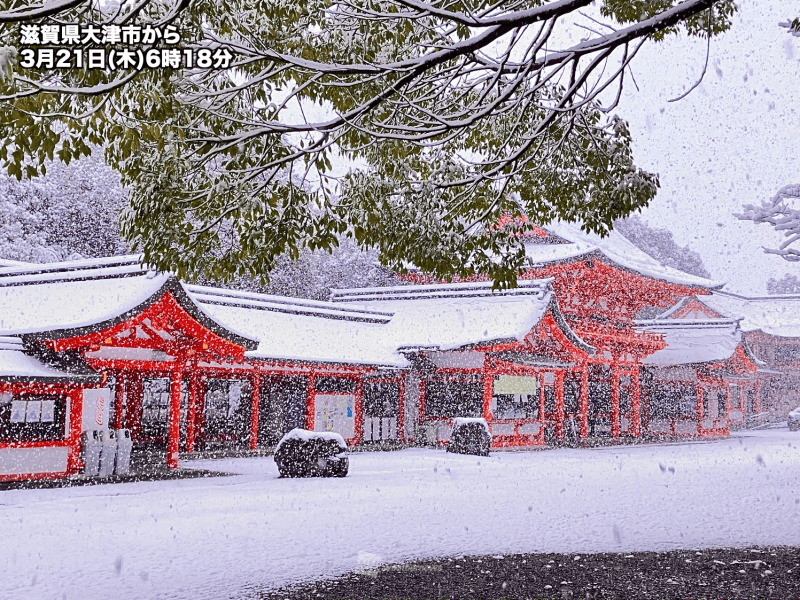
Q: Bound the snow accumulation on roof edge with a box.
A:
[703,291,800,339]
[531,222,725,290]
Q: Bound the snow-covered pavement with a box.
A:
[3,429,800,600]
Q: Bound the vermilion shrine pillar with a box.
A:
[167,368,183,469]
[397,377,407,443]
[696,384,705,435]
[185,369,198,453]
[418,377,427,423]
[305,375,315,431]
[482,366,493,422]
[611,365,620,438]
[631,368,641,437]
[754,379,762,415]
[66,387,85,473]
[249,372,260,450]
[353,377,364,445]
[579,365,589,439]
[725,382,732,419]
[555,371,565,441]
[113,373,126,431]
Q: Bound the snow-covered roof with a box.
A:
[185,285,393,324]
[637,318,743,366]
[332,279,592,355]
[189,288,402,367]
[650,296,726,320]
[525,222,724,289]
[192,280,589,367]
[0,256,258,349]
[0,257,167,336]
[0,257,585,370]
[702,292,800,339]
[0,337,101,382]
[330,279,554,303]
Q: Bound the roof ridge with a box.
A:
[185,284,394,318]
[0,254,143,275]
[331,279,553,302]
[0,263,153,287]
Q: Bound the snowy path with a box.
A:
[2,429,800,600]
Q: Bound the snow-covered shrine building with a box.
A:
[0,224,780,481]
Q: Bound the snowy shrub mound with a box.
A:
[274,428,349,478]
[447,418,491,456]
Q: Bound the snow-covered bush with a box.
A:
[447,418,491,457]
[274,429,349,478]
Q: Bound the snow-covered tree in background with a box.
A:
[0,152,128,262]
[737,183,800,262]
[614,215,711,279]
[766,273,800,295]
[243,238,399,300]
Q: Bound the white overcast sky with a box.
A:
[604,0,799,294]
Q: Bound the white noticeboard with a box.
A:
[314,394,355,439]
[82,388,111,433]
[493,375,538,395]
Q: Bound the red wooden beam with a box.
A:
[579,365,589,439]
[305,375,316,431]
[250,373,260,450]
[482,363,493,422]
[611,365,620,438]
[397,377,407,443]
[555,371,565,441]
[167,368,182,469]
[186,369,199,453]
[353,378,364,446]
[631,368,641,437]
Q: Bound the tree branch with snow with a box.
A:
[737,183,800,262]
[0,0,738,285]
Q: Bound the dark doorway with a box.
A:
[258,376,308,446]
[588,364,612,436]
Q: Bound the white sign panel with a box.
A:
[82,388,111,433]
[493,375,538,395]
[314,394,355,439]
[0,447,69,475]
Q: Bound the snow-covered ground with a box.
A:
[3,429,800,600]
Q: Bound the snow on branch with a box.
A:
[0,0,739,284]
[737,184,800,262]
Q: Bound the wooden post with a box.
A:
[555,371,565,441]
[483,368,494,446]
[185,369,198,453]
[696,384,705,435]
[631,368,641,437]
[397,377,406,443]
[754,378,762,415]
[167,368,183,469]
[611,365,620,438]
[305,374,315,431]
[482,368,493,421]
[127,374,144,440]
[113,373,125,431]
[353,377,364,445]
[66,387,84,474]
[579,365,589,439]
[725,381,731,419]
[418,377,426,423]
[249,372,261,450]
